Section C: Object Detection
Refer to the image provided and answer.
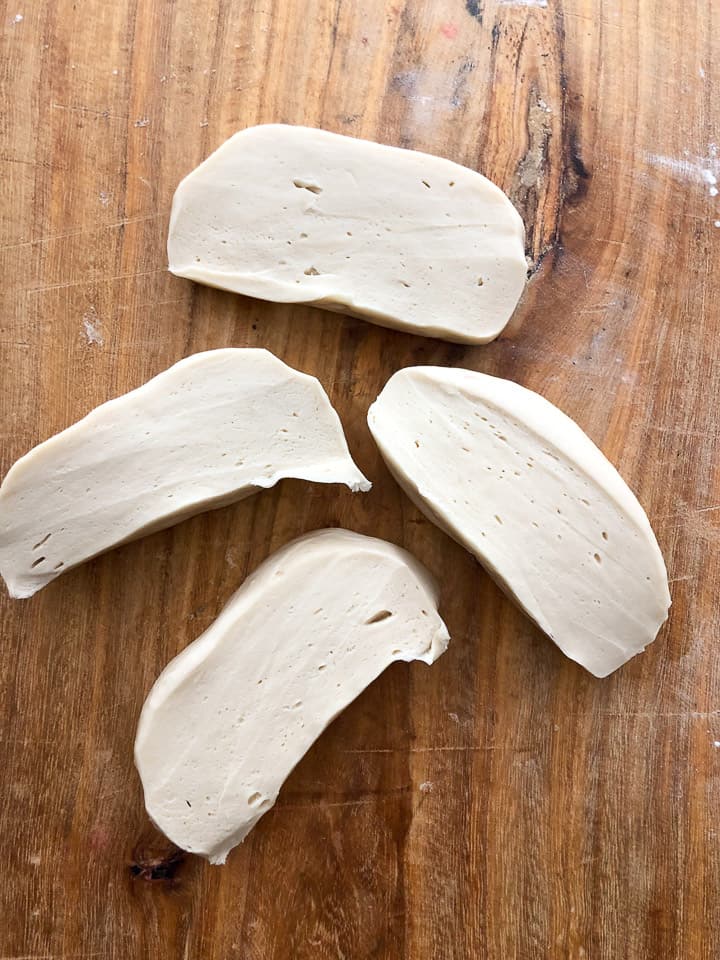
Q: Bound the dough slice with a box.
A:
[367,367,670,678]
[168,124,527,344]
[135,528,449,863]
[0,349,370,599]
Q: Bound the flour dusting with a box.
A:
[98,191,111,206]
[419,781,434,794]
[13,12,23,22]
[498,0,548,6]
[646,147,720,198]
[82,308,104,346]
[134,117,150,128]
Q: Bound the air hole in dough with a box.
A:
[365,609,393,625]
[293,179,322,194]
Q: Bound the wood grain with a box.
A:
[1,0,719,957]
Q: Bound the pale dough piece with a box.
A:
[135,528,449,863]
[0,349,370,599]
[167,124,527,344]
[367,366,671,677]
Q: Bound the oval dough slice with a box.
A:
[0,349,370,599]
[367,366,670,678]
[135,528,449,863]
[167,124,527,344]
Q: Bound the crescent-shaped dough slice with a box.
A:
[0,349,370,599]
[167,124,527,344]
[367,366,670,677]
[135,528,449,863]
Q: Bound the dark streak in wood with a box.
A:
[130,846,186,884]
[465,1,484,25]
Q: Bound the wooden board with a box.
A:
[1,1,718,956]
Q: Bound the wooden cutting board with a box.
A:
[1,1,718,957]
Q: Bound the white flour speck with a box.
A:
[82,308,103,346]
[199,119,209,128]
[13,12,23,22]
[419,781,434,794]
[699,67,706,79]
[111,68,119,76]
[98,191,111,206]
[29,853,41,866]
[646,148,720,198]
[448,712,459,724]
[647,156,700,179]
[714,221,720,228]
[498,0,547,5]
[714,741,720,748]
[134,117,150,128]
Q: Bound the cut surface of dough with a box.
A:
[0,349,370,599]
[168,124,527,344]
[367,366,670,677]
[135,528,449,863]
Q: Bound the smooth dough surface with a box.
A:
[168,124,527,344]
[367,366,670,677]
[135,528,449,863]
[0,349,370,599]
